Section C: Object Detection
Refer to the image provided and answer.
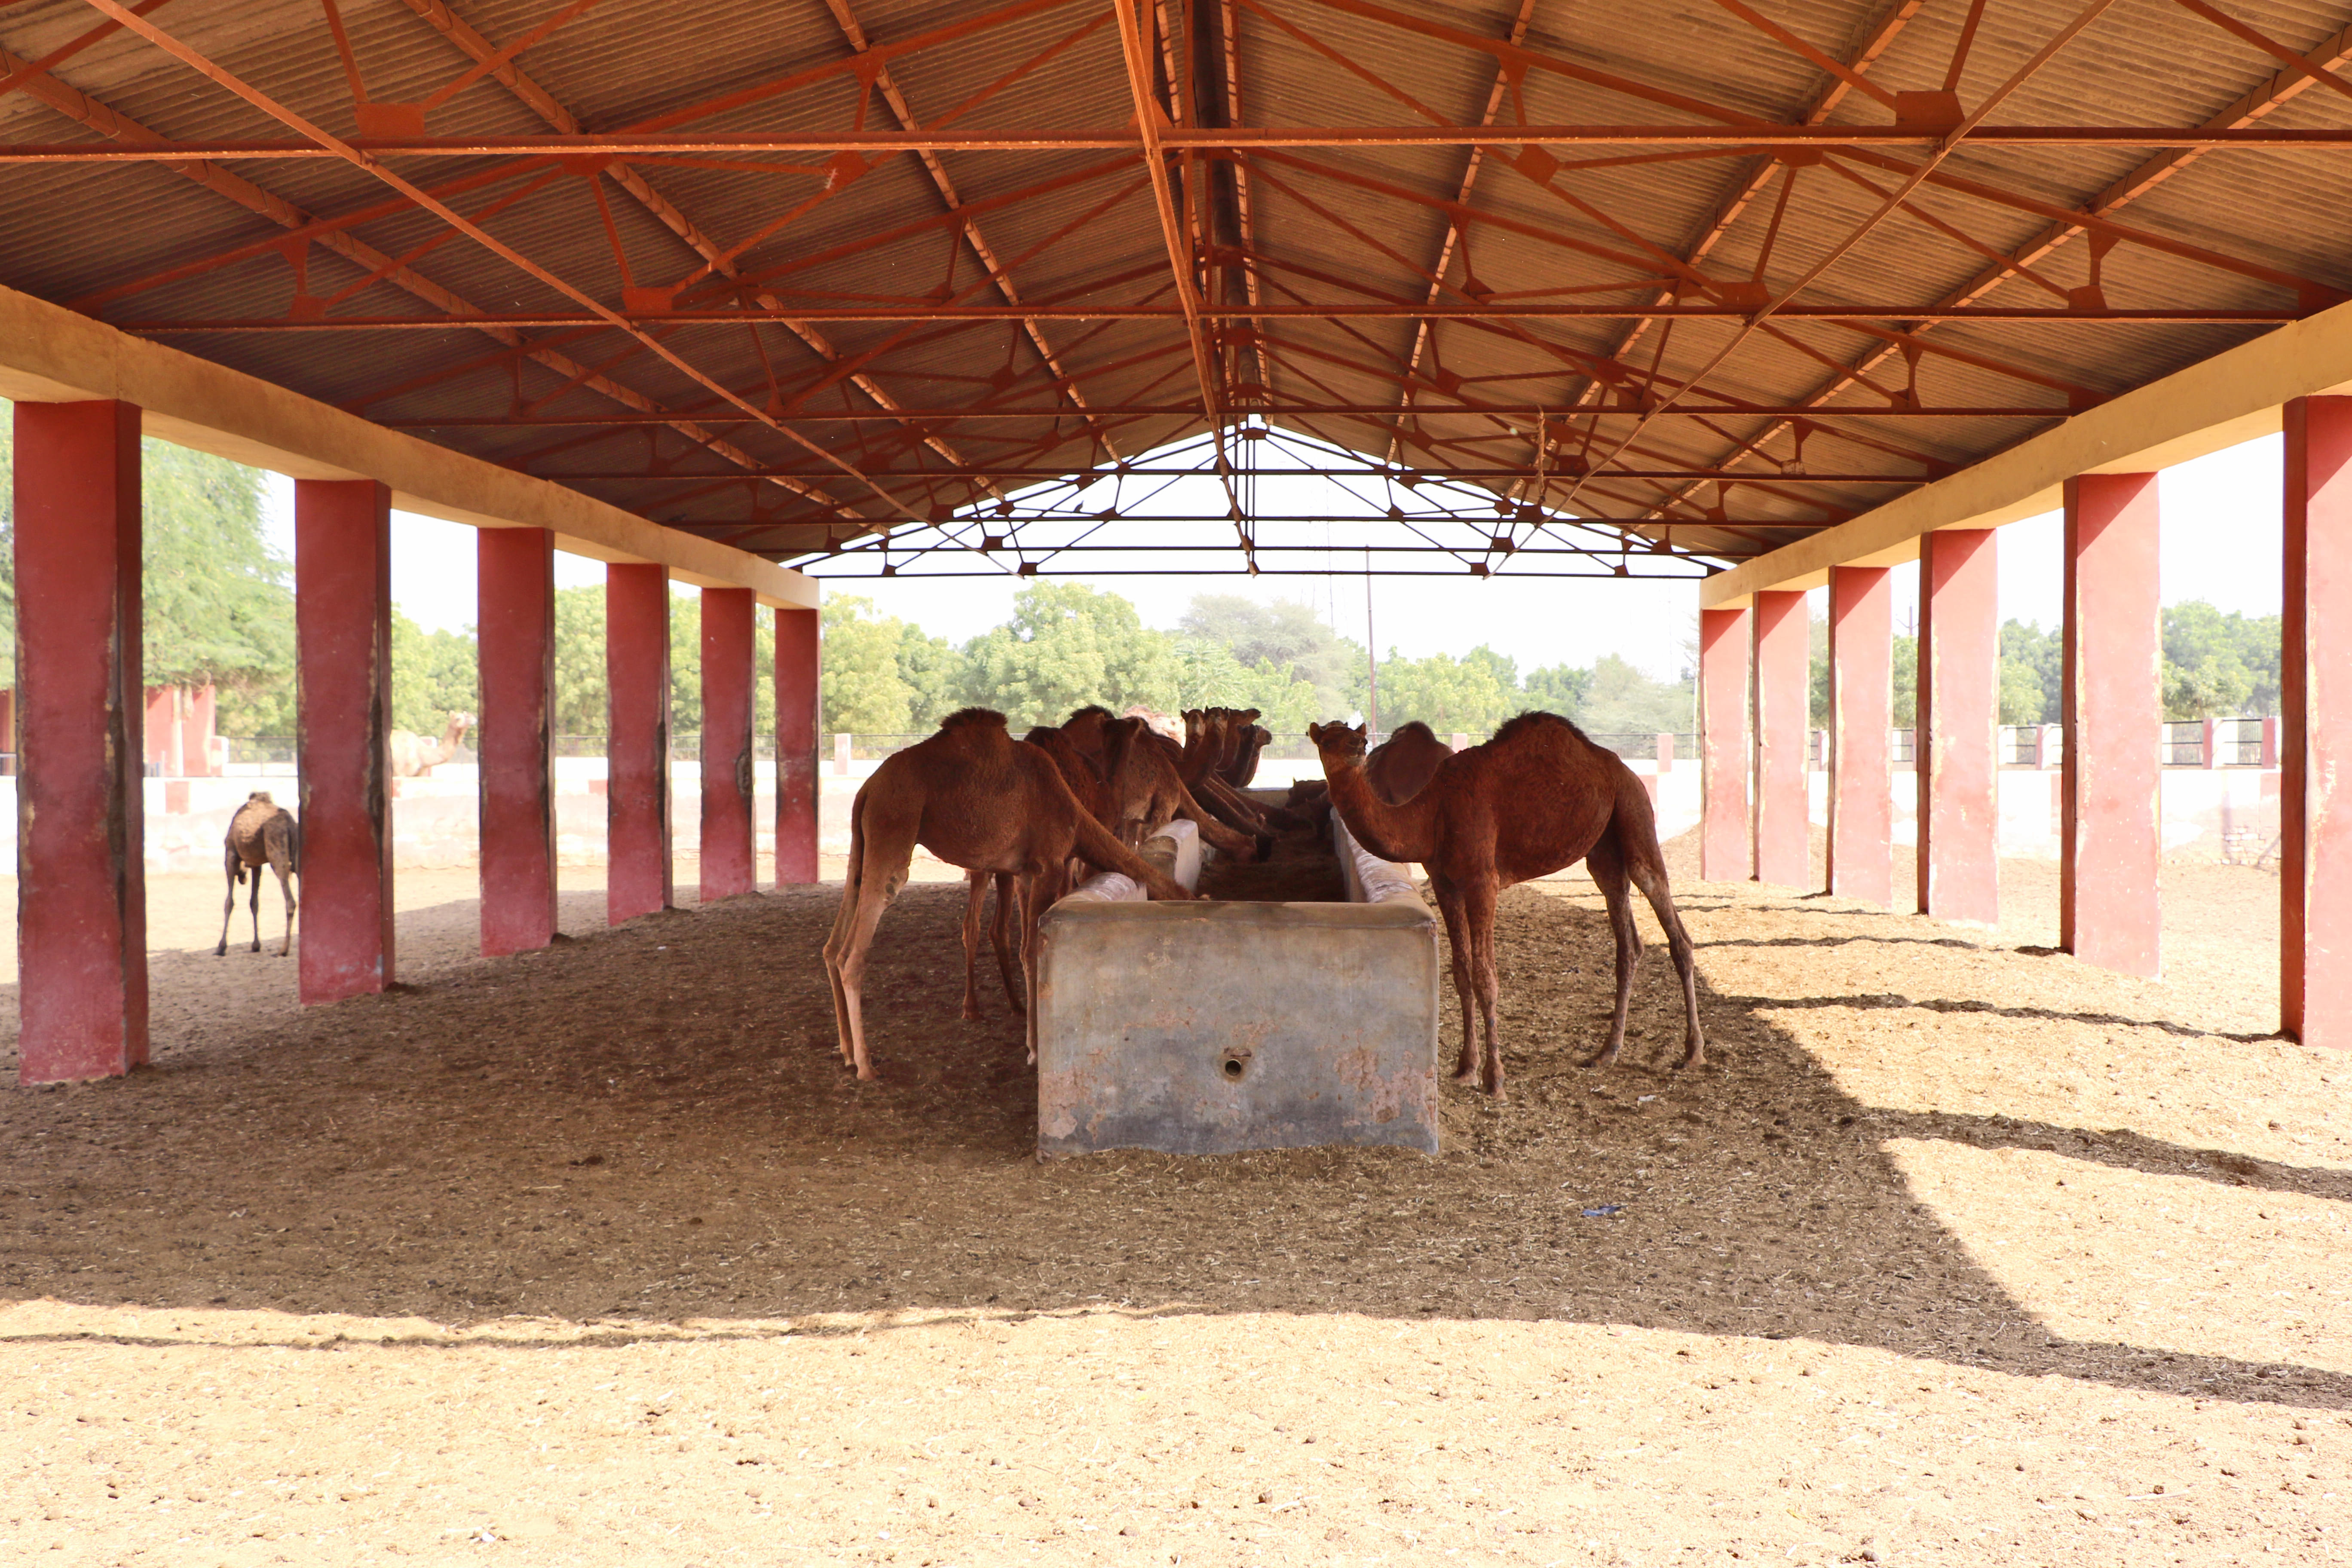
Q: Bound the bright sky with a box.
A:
[258,429,2290,677]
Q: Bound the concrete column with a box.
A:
[142,686,173,775]
[2060,472,2162,977]
[1751,589,1810,888]
[1827,565,1893,906]
[14,400,146,1082]
[1917,528,2001,926]
[1655,732,1674,773]
[604,563,672,925]
[478,527,556,956]
[774,605,821,886]
[699,586,756,901]
[2283,395,2352,1046]
[294,478,395,1002]
[1698,605,1751,882]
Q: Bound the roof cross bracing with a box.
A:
[8,0,2352,579]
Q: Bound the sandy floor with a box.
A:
[0,833,2344,1565]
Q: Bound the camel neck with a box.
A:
[1321,756,1439,862]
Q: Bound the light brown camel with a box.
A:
[1366,720,1454,804]
[215,791,299,957]
[1309,712,1703,1094]
[1098,716,1268,859]
[388,710,474,778]
[824,709,1194,1079]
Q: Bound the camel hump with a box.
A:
[246,790,275,805]
[938,707,1010,731]
[1490,709,1589,747]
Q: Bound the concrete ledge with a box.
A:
[1034,892,1440,1160]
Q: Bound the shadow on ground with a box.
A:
[0,875,2341,1414]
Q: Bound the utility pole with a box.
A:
[1364,546,1380,738]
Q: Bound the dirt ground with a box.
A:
[0,833,2346,1565]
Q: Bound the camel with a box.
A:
[958,869,1024,1022]
[1162,708,1295,837]
[824,709,1195,1079]
[1098,716,1268,860]
[1308,711,1703,1094]
[1366,720,1454,804]
[215,791,299,957]
[388,710,474,778]
[1222,721,1273,788]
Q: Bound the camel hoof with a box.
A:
[961,1005,983,1023]
[1450,1064,1479,1084]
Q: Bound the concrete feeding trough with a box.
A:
[1033,806,1441,1159]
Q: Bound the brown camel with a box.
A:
[1366,720,1454,804]
[958,869,1024,1022]
[1309,712,1703,1093]
[1098,716,1268,859]
[1222,721,1273,788]
[215,791,299,957]
[1166,708,1297,836]
[388,710,474,778]
[824,709,1194,1079]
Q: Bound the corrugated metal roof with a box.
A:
[3,0,2351,574]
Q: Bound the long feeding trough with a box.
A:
[1032,802,1441,1160]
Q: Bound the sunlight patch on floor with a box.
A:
[1885,1139,2352,1376]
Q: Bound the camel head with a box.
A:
[1306,721,1368,763]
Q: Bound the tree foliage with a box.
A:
[956,581,1181,726]
[2162,601,2279,719]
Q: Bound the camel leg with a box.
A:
[248,867,264,953]
[1019,860,1067,1067]
[991,870,1025,1016]
[1428,871,1480,1084]
[821,799,921,1081]
[273,855,297,958]
[959,869,990,1021]
[1581,834,1643,1069]
[215,858,239,957]
[1625,846,1706,1069]
[1462,877,1505,1097]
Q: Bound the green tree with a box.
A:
[390,613,479,736]
[1997,619,2061,726]
[1577,652,1694,735]
[1522,661,1592,718]
[1177,594,1361,714]
[821,593,918,736]
[958,581,1179,726]
[1892,633,1918,728]
[140,444,294,697]
[552,584,607,735]
[2162,600,2276,718]
[1372,648,1515,737]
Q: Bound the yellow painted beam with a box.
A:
[0,282,816,609]
[1699,295,2352,608]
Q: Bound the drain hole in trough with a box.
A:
[1221,1057,1246,1080]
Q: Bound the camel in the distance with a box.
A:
[216,791,299,957]
[824,709,1195,1079]
[389,710,474,778]
[1099,716,1268,860]
[1309,712,1703,1094]
[1366,720,1454,804]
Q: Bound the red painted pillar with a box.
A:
[2283,396,2352,1046]
[774,604,821,886]
[478,527,556,956]
[1827,565,1893,906]
[1917,528,2001,926]
[2061,472,2162,978]
[1698,605,1751,883]
[295,479,396,1002]
[1750,589,1810,887]
[605,563,673,924]
[14,401,146,1082]
[187,683,218,776]
[142,687,173,775]
[699,587,756,901]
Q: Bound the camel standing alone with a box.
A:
[824,709,1195,1079]
[388,710,474,778]
[216,791,299,957]
[1309,712,1703,1093]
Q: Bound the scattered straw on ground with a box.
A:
[0,834,2343,1564]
